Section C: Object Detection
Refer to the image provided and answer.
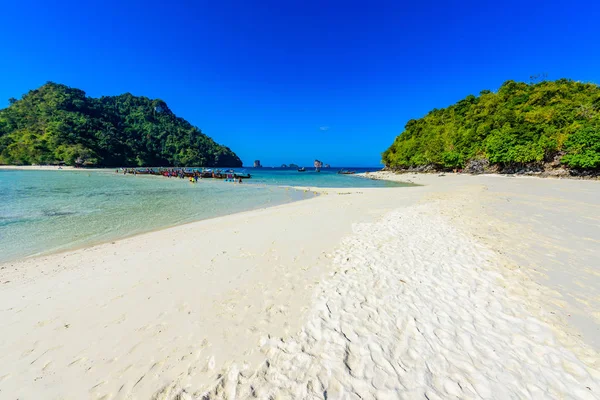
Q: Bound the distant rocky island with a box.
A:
[382,79,600,177]
[0,82,242,167]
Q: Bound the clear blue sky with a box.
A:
[1,0,599,167]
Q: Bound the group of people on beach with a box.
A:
[186,173,242,184]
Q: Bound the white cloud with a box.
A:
[319,126,329,131]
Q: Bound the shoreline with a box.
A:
[1,184,415,398]
[0,184,321,266]
[0,165,88,171]
[0,185,382,276]
[1,174,599,398]
[358,168,600,181]
[0,168,402,265]
[3,164,598,180]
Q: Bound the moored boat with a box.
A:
[123,167,251,180]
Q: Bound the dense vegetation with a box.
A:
[382,79,600,171]
[0,82,242,167]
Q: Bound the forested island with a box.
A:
[383,79,600,175]
[0,82,242,167]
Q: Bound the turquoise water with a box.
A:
[0,168,409,263]
[239,167,403,188]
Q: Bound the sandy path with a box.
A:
[159,203,599,399]
[362,172,600,350]
[1,174,599,399]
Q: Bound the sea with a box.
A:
[0,167,410,263]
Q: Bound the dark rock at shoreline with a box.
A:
[464,159,490,174]
[384,158,599,180]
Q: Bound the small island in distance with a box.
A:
[0,82,242,168]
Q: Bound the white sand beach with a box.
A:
[1,174,599,399]
[0,165,78,171]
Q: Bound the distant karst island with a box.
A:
[0,82,242,167]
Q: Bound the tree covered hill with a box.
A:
[382,79,600,173]
[0,82,242,167]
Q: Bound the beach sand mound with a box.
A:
[157,204,599,399]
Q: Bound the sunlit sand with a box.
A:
[1,174,598,398]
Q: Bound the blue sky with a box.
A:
[1,0,599,167]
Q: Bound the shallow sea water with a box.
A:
[0,168,409,263]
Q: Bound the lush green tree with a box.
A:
[0,82,242,167]
[382,79,600,171]
[561,125,600,168]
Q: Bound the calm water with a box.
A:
[241,167,403,188]
[0,167,409,263]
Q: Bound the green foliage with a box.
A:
[561,125,600,168]
[382,79,600,170]
[0,82,242,167]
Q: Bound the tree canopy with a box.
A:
[0,82,242,167]
[382,79,600,171]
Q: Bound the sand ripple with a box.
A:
[158,204,599,399]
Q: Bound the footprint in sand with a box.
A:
[68,356,86,367]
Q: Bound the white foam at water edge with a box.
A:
[157,203,600,400]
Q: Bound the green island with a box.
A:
[382,79,600,174]
[0,82,242,167]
